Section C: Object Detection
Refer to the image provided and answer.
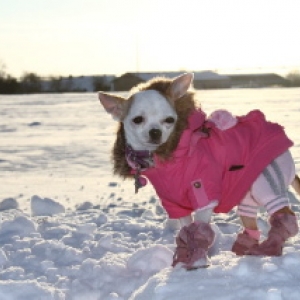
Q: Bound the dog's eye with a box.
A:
[165,117,175,124]
[132,116,144,124]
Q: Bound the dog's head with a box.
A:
[98,73,197,177]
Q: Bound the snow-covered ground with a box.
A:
[0,88,300,299]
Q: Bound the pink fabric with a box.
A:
[231,231,259,255]
[247,213,299,256]
[172,221,215,269]
[245,228,260,241]
[141,109,293,219]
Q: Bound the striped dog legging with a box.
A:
[237,150,296,218]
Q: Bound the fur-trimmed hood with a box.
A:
[112,76,199,179]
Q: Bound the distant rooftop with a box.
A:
[123,71,229,81]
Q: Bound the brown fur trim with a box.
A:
[112,76,199,178]
[112,122,132,178]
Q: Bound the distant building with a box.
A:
[38,71,290,93]
[41,75,115,93]
[112,71,230,91]
[112,73,145,91]
[193,71,231,89]
[227,73,288,88]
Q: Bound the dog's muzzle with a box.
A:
[149,128,162,143]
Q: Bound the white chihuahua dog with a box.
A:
[99,73,300,270]
[100,74,189,151]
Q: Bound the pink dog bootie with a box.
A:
[247,213,299,256]
[172,221,215,270]
[232,229,260,256]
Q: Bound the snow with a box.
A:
[31,195,65,216]
[0,88,300,299]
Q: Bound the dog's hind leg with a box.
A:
[245,152,299,256]
[291,175,300,196]
[247,209,298,256]
[232,215,260,256]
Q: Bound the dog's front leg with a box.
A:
[165,216,193,231]
[172,202,218,269]
[176,201,218,228]
[179,215,193,227]
[193,201,218,223]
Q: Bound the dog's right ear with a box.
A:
[98,92,126,121]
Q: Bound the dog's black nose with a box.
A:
[149,128,162,142]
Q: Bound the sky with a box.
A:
[0,0,300,78]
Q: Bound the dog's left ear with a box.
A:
[168,73,194,100]
[98,92,126,121]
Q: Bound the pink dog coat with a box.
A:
[138,109,293,219]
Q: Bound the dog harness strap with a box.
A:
[134,166,142,194]
[125,144,152,193]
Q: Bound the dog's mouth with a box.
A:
[149,138,162,144]
[143,139,163,151]
[147,139,162,147]
[149,141,161,147]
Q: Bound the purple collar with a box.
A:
[125,144,153,193]
[125,144,153,170]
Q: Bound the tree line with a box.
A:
[0,63,111,94]
[1,63,300,94]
